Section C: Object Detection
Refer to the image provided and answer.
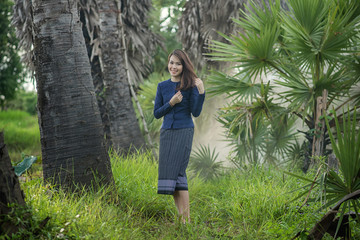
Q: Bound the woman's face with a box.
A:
[168,55,183,78]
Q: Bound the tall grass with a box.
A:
[5,151,349,239]
[0,110,41,161]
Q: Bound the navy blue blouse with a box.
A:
[154,79,205,129]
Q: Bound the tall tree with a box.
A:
[178,0,245,71]
[95,0,144,150]
[0,0,24,109]
[13,0,114,189]
[79,0,162,152]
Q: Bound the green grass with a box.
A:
[2,110,359,239]
[0,110,41,162]
[5,151,353,240]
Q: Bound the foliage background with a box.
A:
[0,0,24,108]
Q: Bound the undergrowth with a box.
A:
[2,151,345,239]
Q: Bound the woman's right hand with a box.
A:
[169,91,183,106]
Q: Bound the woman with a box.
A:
[154,49,205,223]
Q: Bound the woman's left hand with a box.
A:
[195,78,205,94]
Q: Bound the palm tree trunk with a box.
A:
[117,6,157,159]
[0,132,25,235]
[32,0,113,189]
[79,7,111,150]
[312,90,328,158]
[96,0,145,152]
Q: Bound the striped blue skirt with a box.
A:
[157,128,194,195]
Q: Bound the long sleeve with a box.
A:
[190,87,205,117]
[154,83,173,119]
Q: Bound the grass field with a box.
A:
[6,151,342,239]
[2,110,359,239]
[0,110,41,162]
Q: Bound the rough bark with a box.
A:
[0,132,25,235]
[79,7,111,150]
[117,8,157,159]
[32,0,113,189]
[96,0,145,152]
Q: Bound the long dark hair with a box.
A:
[168,49,197,91]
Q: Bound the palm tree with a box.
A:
[178,0,288,71]
[79,0,160,86]
[208,0,360,167]
[78,0,162,152]
[95,0,145,151]
[13,0,114,189]
[178,0,291,168]
[211,77,297,167]
[178,0,245,71]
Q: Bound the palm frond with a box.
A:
[325,107,360,191]
[79,0,163,86]
[281,0,359,71]
[189,144,223,180]
[207,70,261,100]
[12,0,34,69]
[209,23,281,79]
[122,0,164,85]
[266,114,298,159]
[275,73,313,114]
[285,139,305,166]
[207,0,288,81]
[217,102,270,166]
[237,0,282,34]
[178,0,245,70]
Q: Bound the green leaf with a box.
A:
[207,71,261,100]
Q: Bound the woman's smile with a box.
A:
[168,55,183,78]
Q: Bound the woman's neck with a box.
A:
[171,76,181,82]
